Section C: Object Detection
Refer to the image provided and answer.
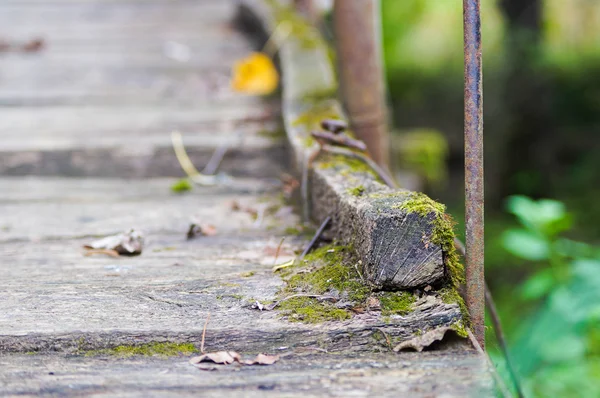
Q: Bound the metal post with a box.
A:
[333,0,389,168]
[463,0,485,349]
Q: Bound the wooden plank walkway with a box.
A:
[0,1,493,396]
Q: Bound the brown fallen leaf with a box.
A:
[230,200,241,211]
[83,229,143,256]
[22,38,45,53]
[0,40,10,52]
[230,201,258,218]
[366,296,381,311]
[187,223,217,239]
[243,353,279,366]
[280,173,300,199]
[189,351,241,366]
[393,326,454,352]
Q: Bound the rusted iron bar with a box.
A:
[332,0,390,168]
[463,0,485,349]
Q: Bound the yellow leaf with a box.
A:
[231,52,279,95]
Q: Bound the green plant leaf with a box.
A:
[539,333,586,363]
[505,196,571,236]
[171,178,193,193]
[501,229,550,261]
[521,268,556,300]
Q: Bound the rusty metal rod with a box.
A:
[463,0,485,349]
[333,0,389,168]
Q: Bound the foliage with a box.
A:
[230,52,279,95]
[497,196,600,397]
[171,178,192,193]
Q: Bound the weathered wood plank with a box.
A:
[0,352,492,397]
[239,2,452,290]
[0,178,464,357]
[0,177,284,241]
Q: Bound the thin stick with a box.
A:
[455,238,523,398]
[171,131,201,178]
[83,249,120,258]
[200,312,211,354]
[467,329,512,398]
[300,215,331,259]
[262,21,293,57]
[202,130,244,175]
[273,237,286,266]
[320,145,398,188]
[486,281,525,398]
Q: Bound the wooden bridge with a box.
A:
[0,0,493,396]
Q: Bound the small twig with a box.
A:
[262,21,292,57]
[171,131,222,186]
[376,328,393,350]
[202,131,244,175]
[486,282,525,398]
[200,312,211,354]
[467,329,513,398]
[320,145,398,189]
[455,238,523,398]
[272,259,295,273]
[273,237,286,266]
[354,261,364,282]
[300,215,331,259]
[83,249,120,258]
[311,130,367,152]
[171,131,202,178]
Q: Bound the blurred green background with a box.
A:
[380,0,599,396]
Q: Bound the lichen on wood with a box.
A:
[83,342,197,358]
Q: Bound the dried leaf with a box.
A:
[243,353,279,366]
[230,52,279,95]
[393,326,453,352]
[189,351,241,365]
[187,223,217,240]
[22,38,45,53]
[366,296,381,311]
[83,229,143,256]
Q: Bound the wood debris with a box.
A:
[83,229,143,256]
[187,223,217,239]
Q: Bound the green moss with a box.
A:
[292,100,341,131]
[171,178,192,193]
[439,286,470,325]
[258,128,286,140]
[265,0,322,49]
[450,321,469,338]
[348,185,366,197]
[278,296,350,323]
[379,291,417,316]
[317,154,379,180]
[84,342,197,358]
[240,271,255,278]
[277,244,370,322]
[302,87,338,103]
[394,192,465,289]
